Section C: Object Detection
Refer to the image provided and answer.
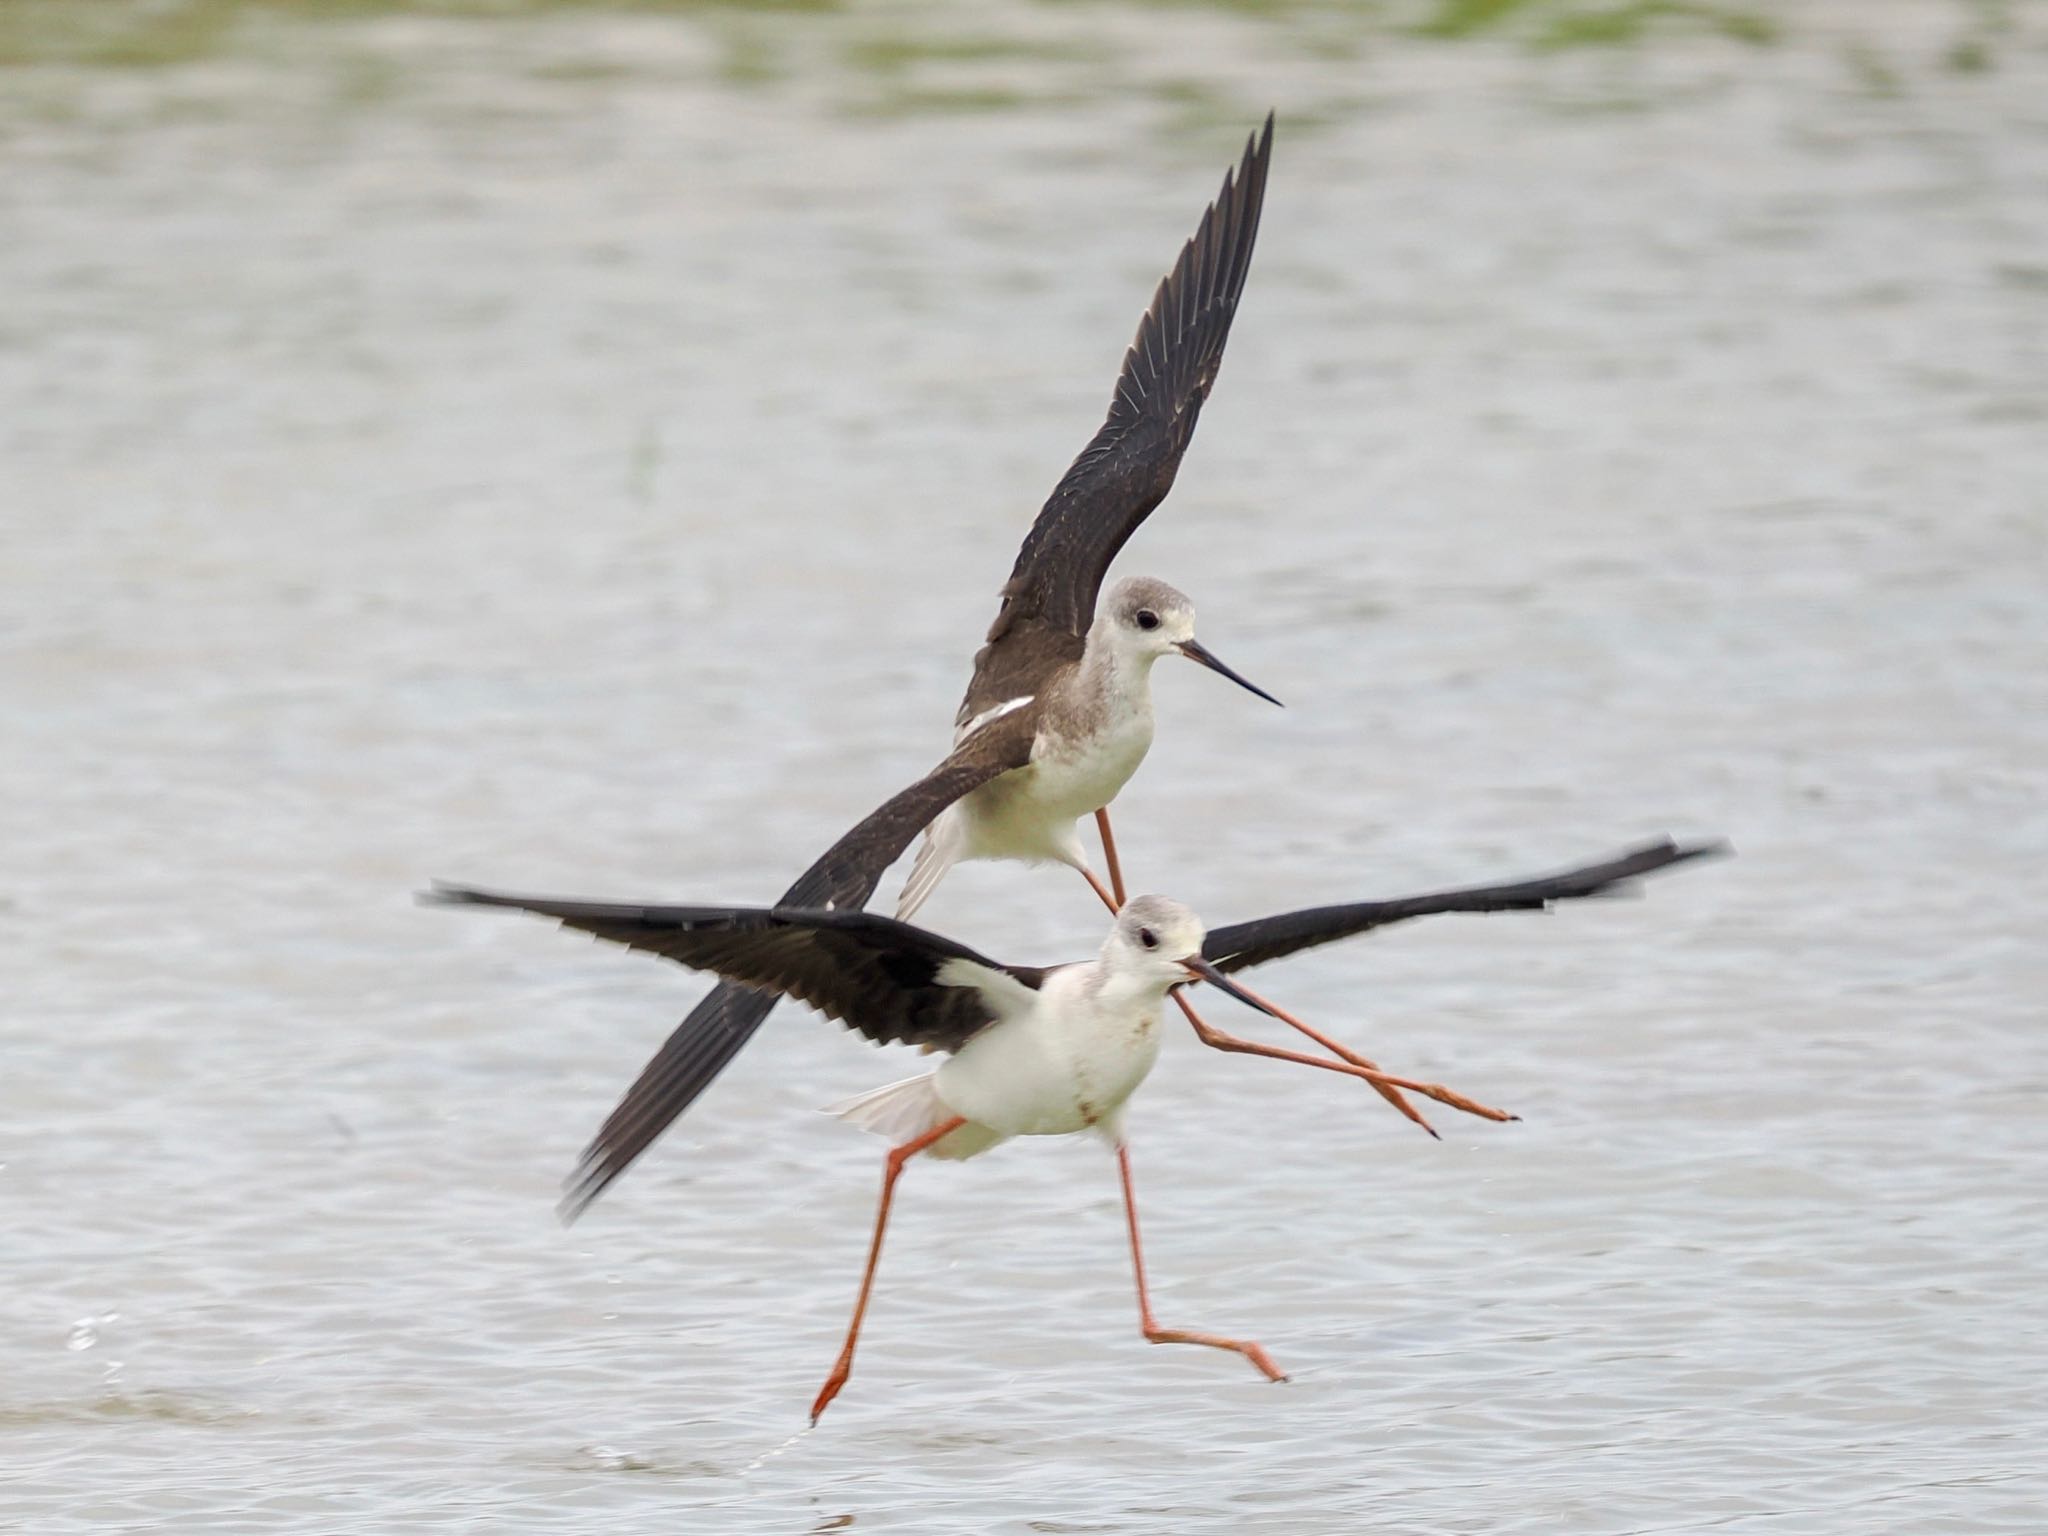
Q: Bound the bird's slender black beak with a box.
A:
[1176,638,1282,707]
[1179,955,1284,1018]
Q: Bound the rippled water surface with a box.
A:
[5,4,2047,1531]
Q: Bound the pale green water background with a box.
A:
[3,3,2046,1531]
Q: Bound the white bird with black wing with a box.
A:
[426,835,1724,1421]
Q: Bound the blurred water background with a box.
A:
[4,1,2046,1531]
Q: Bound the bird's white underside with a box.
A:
[897,655,1158,921]
[830,956,1165,1160]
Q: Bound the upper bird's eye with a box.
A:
[1137,927,1158,950]
[1135,609,1160,631]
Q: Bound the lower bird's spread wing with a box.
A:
[1202,838,1727,974]
[426,890,1045,1054]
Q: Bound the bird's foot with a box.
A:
[810,1358,854,1424]
[1143,1322,1289,1383]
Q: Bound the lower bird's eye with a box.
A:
[1137,927,1158,950]
[1135,610,1160,631]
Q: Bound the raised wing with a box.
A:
[552,714,1036,1218]
[1202,838,1727,974]
[985,113,1274,645]
[426,889,1044,1053]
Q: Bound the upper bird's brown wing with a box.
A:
[1202,838,1728,974]
[548,709,1037,1218]
[793,710,1036,911]
[426,889,1046,1053]
[983,113,1274,648]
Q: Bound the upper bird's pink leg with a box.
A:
[1083,811,1510,1132]
[1093,807,1129,907]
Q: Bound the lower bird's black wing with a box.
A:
[548,717,1037,1219]
[428,889,1045,1051]
[1202,838,1726,974]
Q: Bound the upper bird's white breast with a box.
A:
[1028,686,1155,822]
[949,692,1153,865]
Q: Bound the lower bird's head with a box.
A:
[1106,894,1282,1018]
[1101,576,1280,707]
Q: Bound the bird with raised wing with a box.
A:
[559,115,1282,1219]
[426,835,1724,1419]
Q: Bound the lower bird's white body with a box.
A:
[833,941,1168,1160]
[814,893,1290,1416]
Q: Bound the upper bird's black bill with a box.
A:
[1180,955,1285,1016]
[1177,638,1282,707]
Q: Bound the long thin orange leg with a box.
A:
[1118,1142,1286,1381]
[1239,982,1517,1124]
[1179,988,1451,1131]
[1080,818,1493,1132]
[1173,998,1516,1127]
[1094,807,1129,907]
[811,1114,969,1424]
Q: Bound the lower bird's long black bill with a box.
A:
[1177,639,1282,707]
[1181,956,1286,1017]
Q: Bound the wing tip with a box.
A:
[557,1165,606,1225]
[1542,834,1733,906]
[1636,834,1735,873]
[1227,111,1273,183]
[995,108,1281,636]
[1114,107,1278,402]
[418,882,498,909]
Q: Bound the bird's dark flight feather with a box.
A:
[427,889,1045,1054]
[1201,838,1728,974]
[557,714,1036,1218]
[983,113,1274,651]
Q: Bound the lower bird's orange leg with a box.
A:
[1118,1141,1286,1381]
[811,1114,968,1424]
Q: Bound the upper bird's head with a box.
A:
[1100,576,1281,707]
[1104,895,1285,1020]
[1105,576,1198,656]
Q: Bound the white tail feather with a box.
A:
[896,806,965,921]
[829,1072,947,1143]
[826,1073,1004,1161]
